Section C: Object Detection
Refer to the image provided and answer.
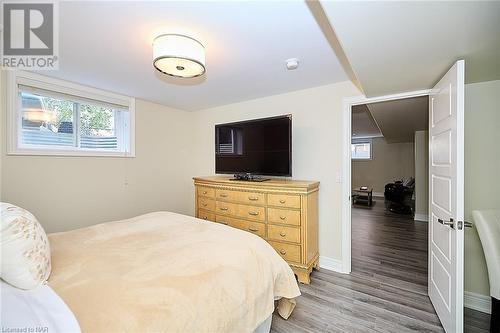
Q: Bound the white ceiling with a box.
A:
[351,104,381,139]
[42,1,348,111]
[321,1,500,97]
[366,96,429,143]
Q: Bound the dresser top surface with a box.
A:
[193,176,319,189]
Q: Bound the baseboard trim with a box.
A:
[372,192,384,198]
[319,256,347,273]
[464,291,491,314]
[414,214,429,222]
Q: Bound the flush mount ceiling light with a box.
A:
[152,34,205,78]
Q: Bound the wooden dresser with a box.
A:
[193,176,319,284]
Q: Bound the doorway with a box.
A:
[350,95,429,262]
[349,95,438,326]
[341,90,430,273]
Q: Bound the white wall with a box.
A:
[351,137,415,195]
[464,79,500,297]
[0,71,195,232]
[191,81,361,261]
[414,130,429,221]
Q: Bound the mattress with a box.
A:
[47,211,300,332]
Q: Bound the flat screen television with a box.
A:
[215,115,292,177]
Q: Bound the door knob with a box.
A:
[438,218,474,230]
[437,218,454,228]
[457,220,473,230]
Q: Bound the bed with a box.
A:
[44,211,300,332]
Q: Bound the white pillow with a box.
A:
[1,202,51,289]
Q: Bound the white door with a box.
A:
[428,60,465,333]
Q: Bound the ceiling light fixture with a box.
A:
[152,34,206,78]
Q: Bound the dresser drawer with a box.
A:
[215,201,237,216]
[216,189,265,205]
[268,225,300,243]
[268,194,301,209]
[216,215,266,238]
[269,241,301,263]
[214,215,230,226]
[268,208,301,226]
[198,197,215,211]
[197,209,215,222]
[236,204,265,222]
[216,202,266,222]
[198,186,215,198]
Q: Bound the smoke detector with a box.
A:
[286,58,299,70]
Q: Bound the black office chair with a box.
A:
[384,178,414,215]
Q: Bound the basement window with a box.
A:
[7,71,135,157]
[351,139,372,160]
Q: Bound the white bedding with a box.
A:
[0,280,273,333]
[46,212,299,332]
[0,280,80,333]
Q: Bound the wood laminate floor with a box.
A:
[271,199,491,333]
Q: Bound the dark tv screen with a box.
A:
[215,115,292,176]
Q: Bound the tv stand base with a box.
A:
[230,173,271,182]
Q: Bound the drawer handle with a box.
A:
[202,191,208,195]
[279,249,286,255]
[220,207,229,211]
[280,231,286,237]
[280,216,286,220]
[248,227,259,232]
[202,216,208,220]
[220,193,228,198]
[219,221,228,225]
[279,199,286,204]
[202,203,208,207]
[248,196,259,201]
[248,211,259,216]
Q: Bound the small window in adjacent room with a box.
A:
[7,71,135,157]
[351,140,372,160]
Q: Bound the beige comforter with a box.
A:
[48,212,300,333]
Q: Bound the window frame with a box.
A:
[351,138,373,160]
[6,70,135,157]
